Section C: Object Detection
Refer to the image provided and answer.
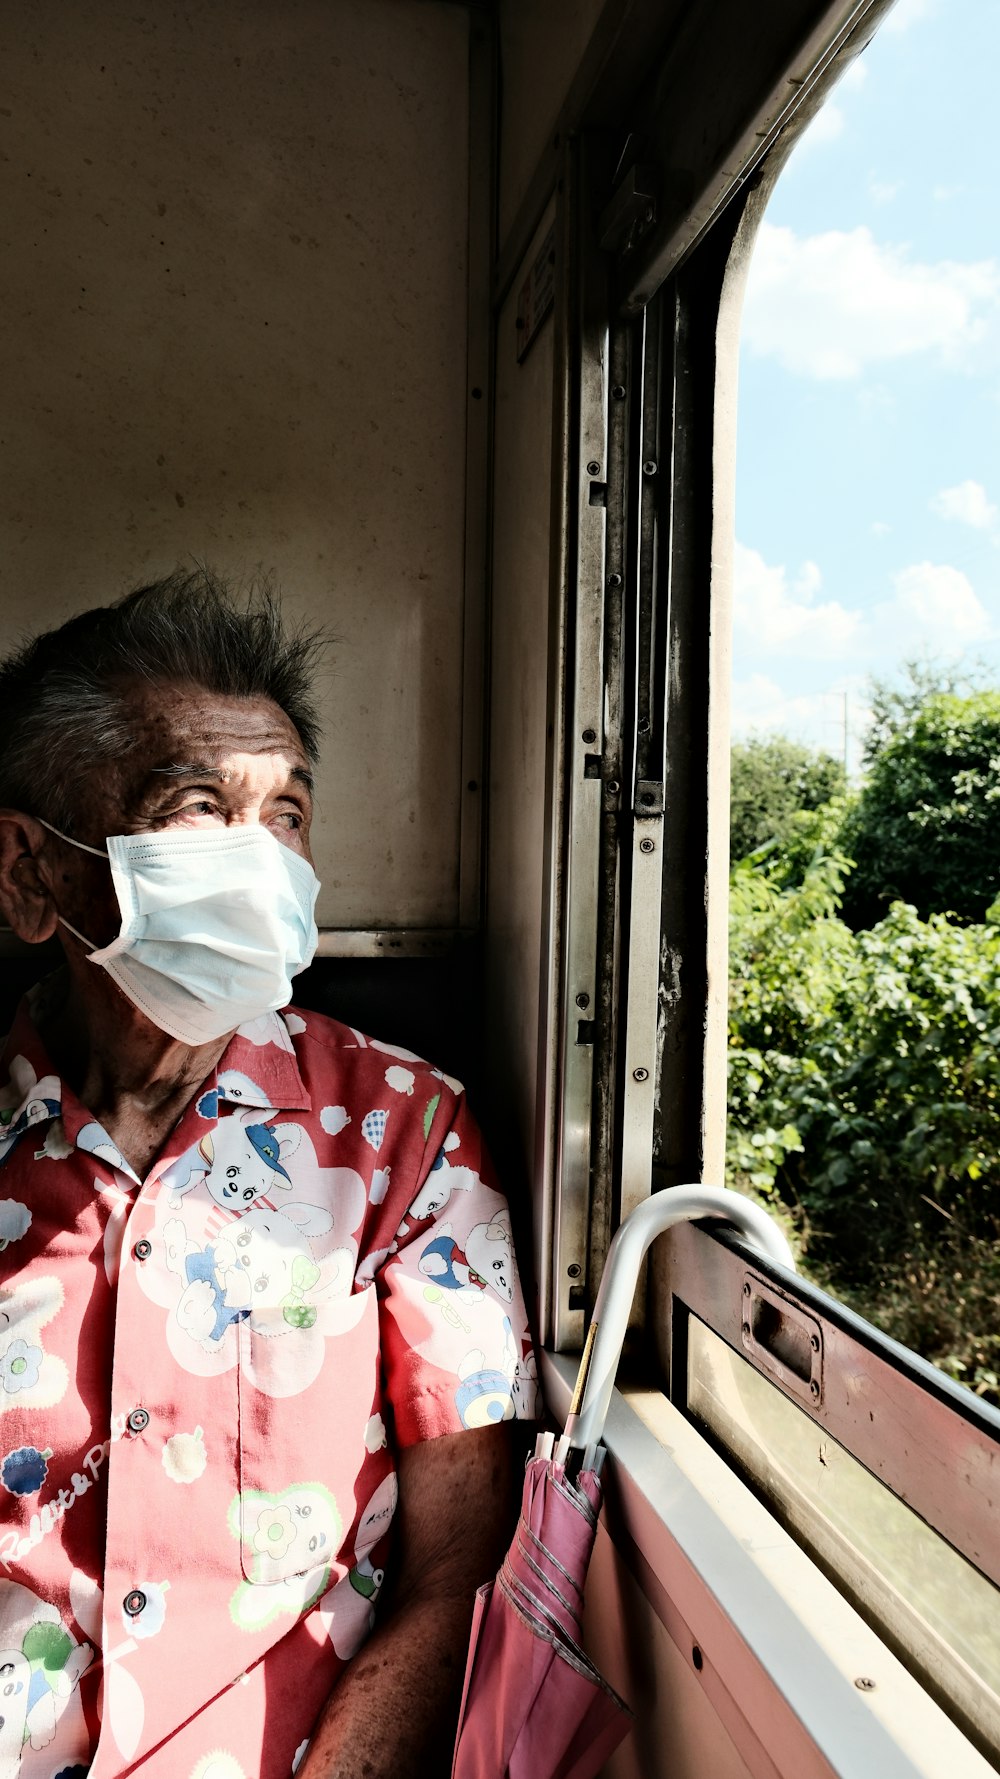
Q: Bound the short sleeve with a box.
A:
[375,1088,539,1446]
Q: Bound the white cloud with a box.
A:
[932,182,964,203]
[743,223,1000,379]
[870,520,892,536]
[882,0,935,34]
[733,542,861,657]
[731,673,868,771]
[868,176,901,205]
[930,479,997,530]
[873,561,992,649]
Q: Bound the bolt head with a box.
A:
[639,837,655,854]
[632,1067,649,1083]
[608,572,623,588]
[587,460,601,476]
[643,459,657,476]
[575,992,590,1009]
[612,384,626,400]
[809,1379,820,1398]
[606,780,620,795]
[567,1263,582,1280]
[582,727,597,744]
[854,1677,877,1692]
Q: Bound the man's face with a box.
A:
[47,681,315,949]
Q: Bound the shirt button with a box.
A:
[126,1407,150,1435]
[133,1239,152,1261]
[124,1588,146,1617]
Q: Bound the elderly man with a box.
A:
[0,571,536,1779]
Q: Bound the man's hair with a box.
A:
[0,567,326,833]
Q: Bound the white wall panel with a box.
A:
[0,0,470,931]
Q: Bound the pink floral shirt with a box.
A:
[0,998,537,1779]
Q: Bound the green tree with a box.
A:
[841,690,1000,927]
[730,735,846,861]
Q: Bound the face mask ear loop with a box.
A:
[35,817,110,860]
[57,915,99,954]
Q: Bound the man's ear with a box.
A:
[0,810,61,944]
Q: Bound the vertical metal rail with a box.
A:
[586,316,633,1305]
[544,136,612,1351]
[617,299,668,1224]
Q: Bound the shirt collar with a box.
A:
[0,1002,311,1146]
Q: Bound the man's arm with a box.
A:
[300,1421,522,1779]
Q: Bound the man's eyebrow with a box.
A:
[147,762,315,796]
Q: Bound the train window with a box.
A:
[726,0,1000,1406]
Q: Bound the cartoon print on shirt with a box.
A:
[162,1426,208,1484]
[360,1109,387,1153]
[0,1059,61,1165]
[163,1201,336,1349]
[228,1482,342,1631]
[164,1111,302,1212]
[0,1200,30,1253]
[417,1210,514,1304]
[319,1471,398,1661]
[122,1580,170,1641]
[188,1753,248,1779]
[0,1584,94,1768]
[408,1132,477,1221]
[77,1122,133,1177]
[144,1141,369,1394]
[0,1278,69,1414]
[0,1443,53,1496]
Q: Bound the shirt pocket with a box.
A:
[235,1286,381,1586]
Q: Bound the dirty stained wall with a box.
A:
[0,0,471,931]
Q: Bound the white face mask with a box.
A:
[39,821,320,1046]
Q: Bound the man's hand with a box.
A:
[299,1421,523,1779]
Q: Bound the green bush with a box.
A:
[727,838,1000,1401]
[730,735,846,862]
[840,690,1000,927]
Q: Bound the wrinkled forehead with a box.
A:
[80,679,311,827]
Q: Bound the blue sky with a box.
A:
[734,0,1000,772]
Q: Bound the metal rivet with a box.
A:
[582,727,597,744]
[809,1379,820,1399]
[743,1282,752,1297]
[608,571,623,588]
[855,1677,876,1692]
[575,992,590,1009]
[741,1321,751,1339]
[643,459,657,476]
[607,780,620,795]
[612,384,626,400]
[124,1589,147,1618]
[632,1067,648,1083]
[810,1333,820,1352]
[639,838,655,854]
[587,460,601,476]
[567,1263,582,1280]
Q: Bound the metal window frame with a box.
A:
[656,1219,1000,1595]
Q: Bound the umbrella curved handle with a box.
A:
[561,1184,795,1453]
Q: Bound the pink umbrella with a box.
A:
[451,1185,795,1779]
